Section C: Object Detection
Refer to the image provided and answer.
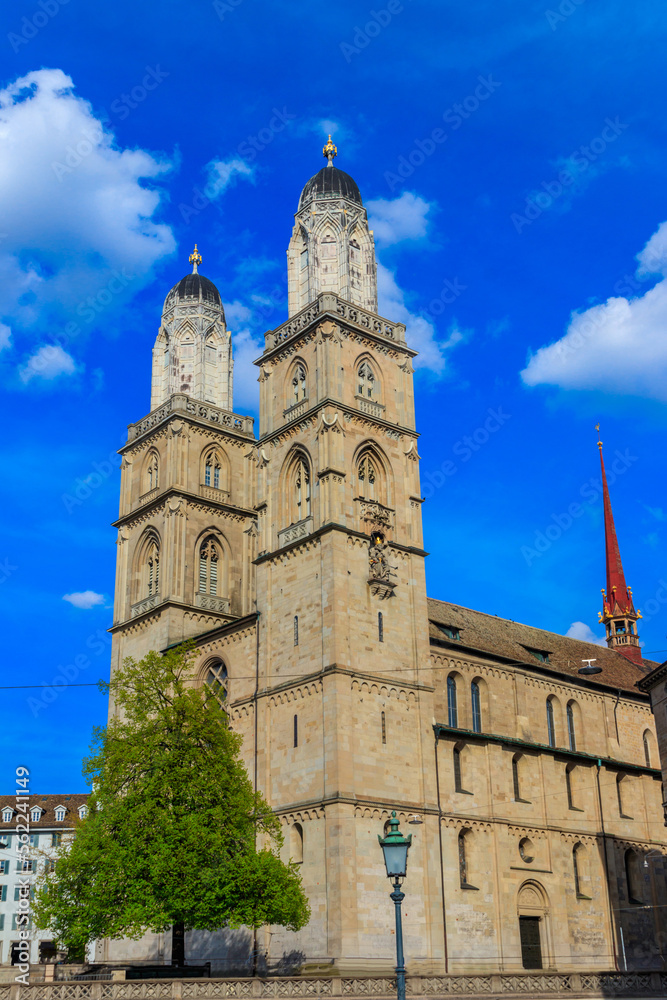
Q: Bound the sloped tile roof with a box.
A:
[427,597,656,694]
[0,793,90,828]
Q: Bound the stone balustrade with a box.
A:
[2,971,666,999]
[127,396,254,443]
[266,294,406,351]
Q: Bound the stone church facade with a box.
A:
[100,141,667,976]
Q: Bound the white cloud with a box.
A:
[205,157,254,200]
[565,621,607,646]
[0,323,11,350]
[367,192,432,246]
[63,590,104,609]
[0,68,175,333]
[377,263,454,375]
[19,344,77,383]
[224,299,253,326]
[521,220,667,400]
[318,119,341,136]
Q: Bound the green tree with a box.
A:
[34,643,310,965]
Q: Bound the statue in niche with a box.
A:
[368,531,396,587]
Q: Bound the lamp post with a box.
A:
[378,811,412,1000]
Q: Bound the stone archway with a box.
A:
[517,881,552,970]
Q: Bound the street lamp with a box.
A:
[378,811,412,1000]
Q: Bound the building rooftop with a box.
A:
[427,596,656,694]
[0,793,89,828]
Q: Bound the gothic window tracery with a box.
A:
[146,539,159,597]
[198,537,219,596]
[205,451,221,490]
[205,660,228,710]
[357,361,376,399]
[294,456,311,521]
[292,363,307,404]
[357,454,377,500]
[146,453,159,492]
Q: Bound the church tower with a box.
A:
[597,432,643,664]
[251,141,436,972]
[109,248,257,682]
[286,136,378,316]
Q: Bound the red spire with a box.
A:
[597,428,642,665]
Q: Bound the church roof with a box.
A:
[164,272,222,309]
[427,597,656,694]
[299,165,363,209]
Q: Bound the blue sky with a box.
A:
[2,0,667,792]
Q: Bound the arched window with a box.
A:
[617,774,632,818]
[146,452,159,492]
[294,455,311,520]
[625,849,643,904]
[566,702,576,751]
[573,843,589,898]
[546,697,556,748]
[198,537,219,596]
[471,681,482,733]
[290,823,304,864]
[643,730,652,768]
[205,451,221,490]
[447,675,458,728]
[453,746,463,792]
[565,764,581,811]
[513,753,529,802]
[357,453,378,501]
[205,660,228,709]
[291,363,307,404]
[146,538,159,597]
[357,361,376,399]
[458,829,476,889]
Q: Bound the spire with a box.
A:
[189,244,202,274]
[323,134,337,166]
[596,425,643,664]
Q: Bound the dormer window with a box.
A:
[78,805,88,820]
[525,647,550,664]
[54,807,66,823]
[436,624,461,642]
[1,808,12,823]
[30,808,42,822]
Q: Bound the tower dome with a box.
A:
[287,137,377,317]
[151,246,233,412]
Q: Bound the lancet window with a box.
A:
[357,454,378,501]
[205,452,221,490]
[146,539,159,597]
[294,456,311,520]
[357,361,376,399]
[292,363,307,404]
[198,537,220,596]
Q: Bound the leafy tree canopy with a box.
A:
[34,642,310,957]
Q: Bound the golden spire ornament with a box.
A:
[323,134,337,164]
[189,244,202,273]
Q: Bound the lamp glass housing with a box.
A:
[378,811,412,879]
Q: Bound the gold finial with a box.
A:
[323,134,337,164]
[189,244,202,273]
[595,422,602,449]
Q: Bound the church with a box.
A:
[100,138,667,977]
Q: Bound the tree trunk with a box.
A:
[171,921,185,967]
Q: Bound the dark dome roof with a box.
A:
[165,272,222,309]
[299,165,362,209]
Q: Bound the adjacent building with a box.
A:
[99,140,667,976]
[0,794,89,967]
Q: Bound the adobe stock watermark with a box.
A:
[511,117,628,234]
[213,0,246,20]
[521,448,637,566]
[639,580,667,625]
[0,557,18,584]
[422,406,511,499]
[51,67,169,180]
[62,450,121,513]
[424,276,467,318]
[27,629,111,717]
[384,75,501,192]
[8,0,70,53]
[545,0,586,31]
[340,0,410,62]
[179,107,295,224]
